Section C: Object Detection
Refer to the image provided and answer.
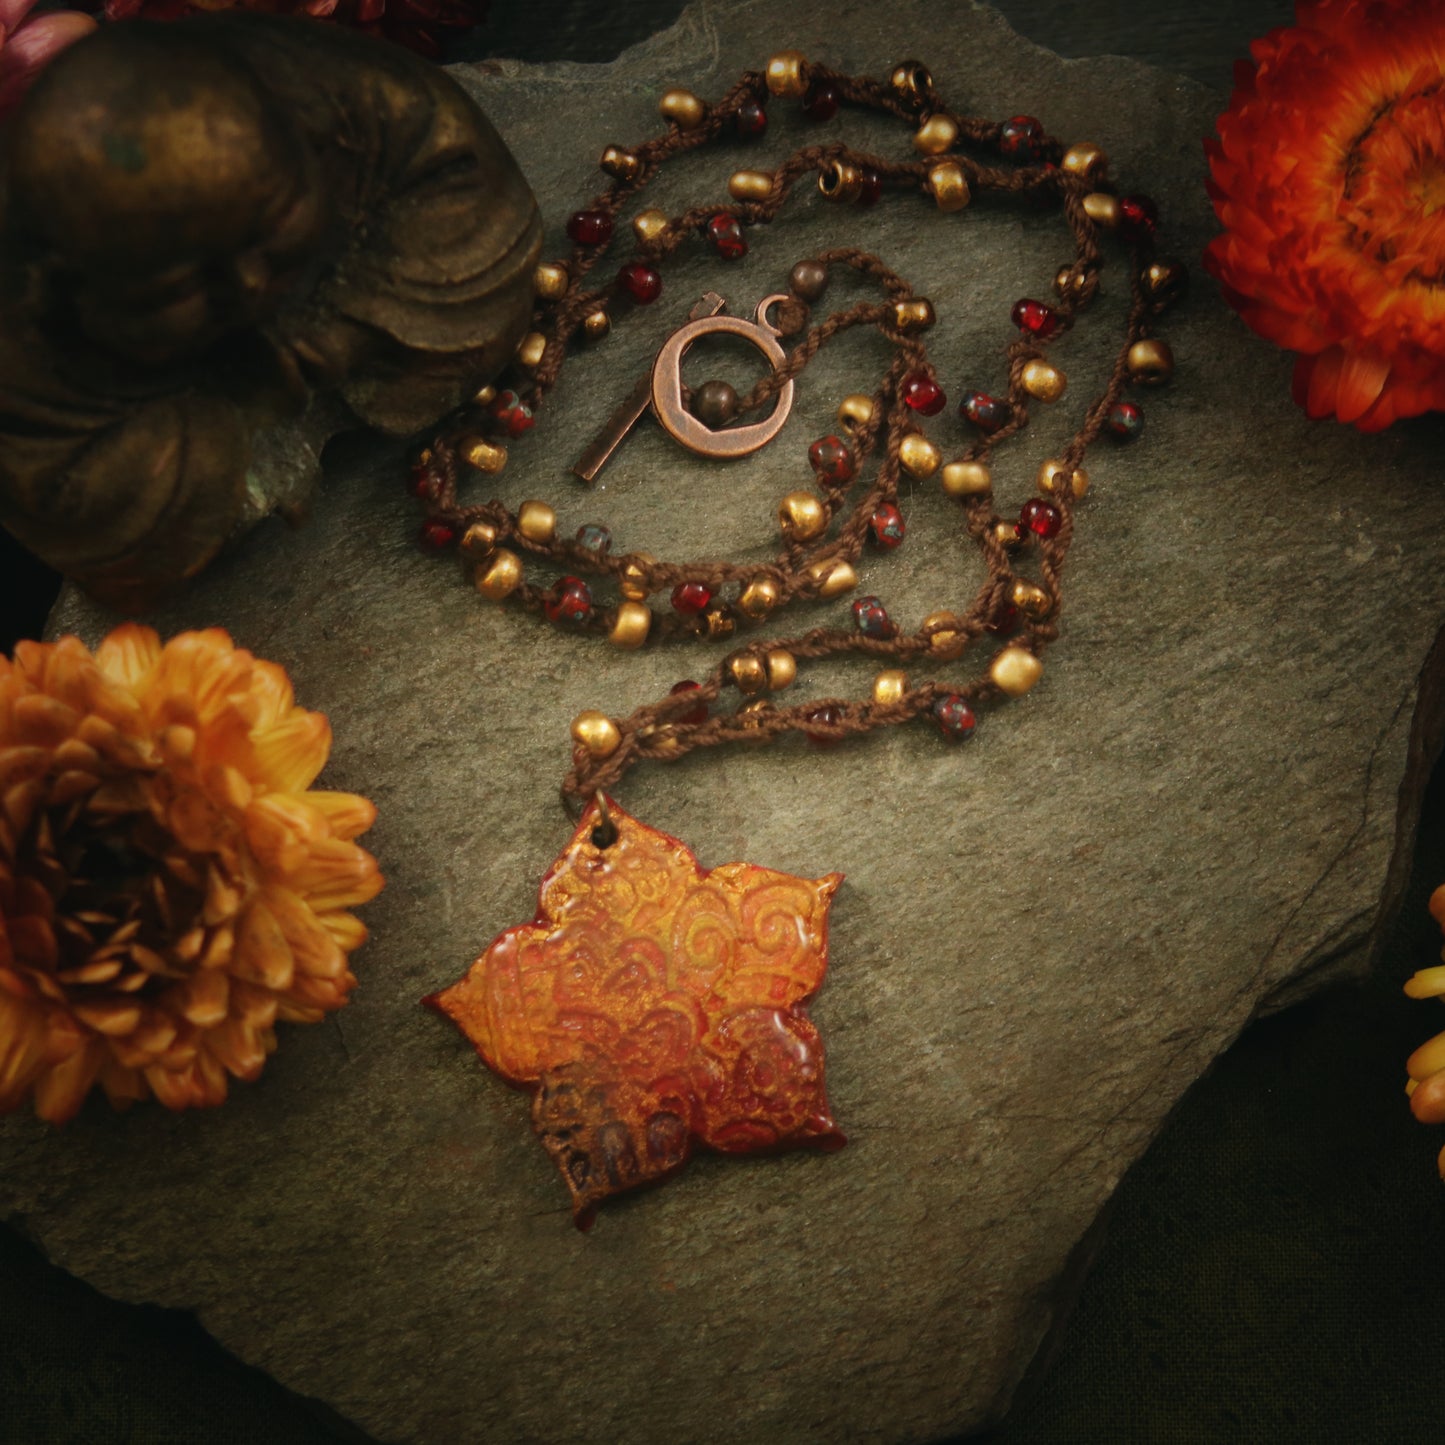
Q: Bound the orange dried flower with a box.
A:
[1204,0,1445,430]
[0,624,382,1123]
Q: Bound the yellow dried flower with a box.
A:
[0,624,382,1122]
[1404,882,1445,1176]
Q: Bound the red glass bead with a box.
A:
[857,168,883,206]
[803,703,846,748]
[618,261,663,304]
[1018,497,1062,540]
[490,389,535,437]
[1011,298,1060,339]
[1107,401,1144,441]
[418,520,455,551]
[808,435,856,487]
[869,503,905,551]
[669,680,709,727]
[407,462,444,501]
[707,213,748,261]
[671,580,713,616]
[959,391,1010,433]
[544,576,593,625]
[852,595,896,639]
[999,115,1043,160]
[932,694,977,739]
[1118,194,1158,243]
[566,209,613,246]
[735,98,768,139]
[902,372,946,416]
[987,599,1019,635]
[802,79,839,121]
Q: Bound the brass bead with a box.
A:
[1142,258,1189,310]
[659,87,706,129]
[766,648,797,691]
[1009,579,1052,618]
[806,558,857,598]
[459,435,507,474]
[600,145,643,182]
[1127,337,1175,385]
[889,60,933,107]
[1082,192,1120,229]
[941,460,992,497]
[637,723,682,756]
[899,433,941,479]
[1036,458,1090,498]
[893,297,937,332]
[735,697,775,732]
[837,394,875,434]
[927,160,970,212]
[1060,142,1108,183]
[765,50,808,98]
[609,601,652,649]
[516,500,557,545]
[728,652,768,696]
[728,169,774,203]
[571,710,622,758]
[990,647,1043,697]
[516,331,547,369]
[1021,359,1067,402]
[691,379,739,428]
[460,521,499,559]
[704,606,736,640]
[738,576,781,619]
[923,610,966,661]
[583,308,611,340]
[991,519,1023,549]
[470,382,497,408]
[1054,264,1092,302]
[532,262,569,300]
[475,549,522,601]
[872,669,908,706]
[913,113,959,155]
[818,159,864,203]
[633,208,670,245]
[788,258,829,301]
[778,491,828,542]
[618,552,656,601]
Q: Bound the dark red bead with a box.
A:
[987,599,1019,635]
[1018,497,1062,540]
[544,576,592,625]
[902,372,946,416]
[418,520,455,551]
[735,98,768,139]
[999,115,1043,160]
[618,261,662,304]
[669,680,709,727]
[1118,194,1158,243]
[1107,400,1144,440]
[1011,298,1060,339]
[932,694,977,739]
[707,213,748,260]
[802,79,839,121]
[407,462,444,501]
[852,595,896,639]
[490,389,535,437]
[566,209,613,246]
[959,391,1010,433]
[671,580,713,616]
[869,503,905,551]
[857,168,883,206]
[808,435,856,487]
[803,703,846,748]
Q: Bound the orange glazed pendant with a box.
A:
[425,798,845,1227]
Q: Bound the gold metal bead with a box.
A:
[516,500,556,545]
[618,552,656,601]
[735,697,775,732]
[899,433,941,480]
[806,558,857,598]
[582,308,611,340]
[818,160,863,203]
[571,711,622,758]
[927,160,970,212]
[991,519,1023,549]
[738,576,781,619]
[941,460,992,497]
[923,610,966,660]
[837,394,875,434]
[704,606,736,640]
[1021,359,1067,402]
[1127,337,1175,385]
[893,298,936,331]
[532,262,569,300]
[1054,264,1092,302]
[778,491,828,543]
[889,60,933,107]
[765,50,808,98]
[766,648,797,691]
[1060,142,1108,183]
[470,382,497,408]
[459,436,508,474]
[659,88,706,129]
[872,669,908,706]
[633,208,670,245]
[1036,458,1090,498]
[475,549,522,601]
[516,331,547,369]
[728,652,768,696]
[609,601,652,649]
[1082,192,1120,229]
[990,647,1043,697]
[636,723,682,756]
[729,169,774,203]
[460,521,499,559]
[1142,258,1189,310]
[1009,579,1052,618]
[600,145,643,181]
[913,113,958,155]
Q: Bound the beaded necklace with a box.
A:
[416,52,1184,1227]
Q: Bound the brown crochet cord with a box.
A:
[405,58,1178,814]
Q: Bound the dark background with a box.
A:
[6,4,1445,1442]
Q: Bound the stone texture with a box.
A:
[5,2,1445,1441]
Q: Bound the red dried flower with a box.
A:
[1204,0,1445,430]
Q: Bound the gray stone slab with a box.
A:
[6,1,1445,1441]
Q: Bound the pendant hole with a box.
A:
[590,821,619,850]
